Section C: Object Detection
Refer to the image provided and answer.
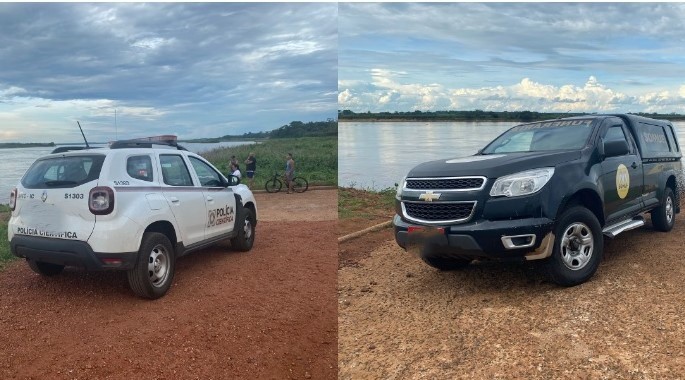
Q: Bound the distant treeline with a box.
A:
[0,142,55,149]
[183,120,338,143]
[338,110,685,122]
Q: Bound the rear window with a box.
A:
[127,155,154,182]
[21,154,105,189]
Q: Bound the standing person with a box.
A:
[284,153,295,194]
[230,155,238,167]
[231,163,242,179]
[244,152,256,188]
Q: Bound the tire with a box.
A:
[544,206,603,286]
[27,260,64,276]
[265,178,282,193]
[651,186,675,232]
[292,177,308,193]
[231,208,256,252]
[127,232,175,299]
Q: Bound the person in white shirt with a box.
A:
[230,163,242,179]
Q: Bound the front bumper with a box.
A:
[11,235,137,270]
[394,214,555,261]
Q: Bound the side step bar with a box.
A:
[602,216,645,238]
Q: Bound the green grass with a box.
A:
[202,136,337,190]
[338,186,397,219]
[0,205,12,269]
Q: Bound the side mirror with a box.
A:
[225,174,241,187]
[604,140,630,158]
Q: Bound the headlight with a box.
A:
[489,168,555,197]
[396,177,406,199]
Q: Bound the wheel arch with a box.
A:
[558,189,605,226]
[143,220,179,252]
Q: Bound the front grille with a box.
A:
[403,202,475,222]
[406,177,484,190]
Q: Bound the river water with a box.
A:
[0,141,254,204]
[339,121,685,190]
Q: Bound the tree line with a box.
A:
[184,119,338,143]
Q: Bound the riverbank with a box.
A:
[338,188,685,379]
[202,136,337,190]
[0,142,55,149]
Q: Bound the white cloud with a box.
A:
[339,74,685,114]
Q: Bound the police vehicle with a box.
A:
[8,136,257,299]
[394,114,682,286]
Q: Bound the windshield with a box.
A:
[22,154,105,189]
[482,119,595,154]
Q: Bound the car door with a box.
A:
[599,120,644,222]
[158,153,207,246]
[187,156,237,240]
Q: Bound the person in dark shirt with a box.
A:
[244,152,256,188]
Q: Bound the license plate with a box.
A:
[408,226,444,234]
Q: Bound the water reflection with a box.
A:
[340,121,685,190]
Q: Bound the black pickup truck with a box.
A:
[394,114,682,286]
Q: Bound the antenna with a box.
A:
[76,121,90,148]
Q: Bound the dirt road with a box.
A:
[339,214,685,379]
[0,190,337,380]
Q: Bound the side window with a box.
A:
[127,155,153,182]
[639,124,671,155]
[666,125,680,152]
[159,155,194,186]
[189,156,223,187]
[604,126,628,143]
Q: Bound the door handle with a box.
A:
[206,196,214,202]
[169,197,179,203]
[631,162,638,169]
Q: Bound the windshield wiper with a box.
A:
[44,180,79,187]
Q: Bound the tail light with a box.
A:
[89,186,115,215]
[9,188,17,211]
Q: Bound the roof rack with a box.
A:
[51,146,99,154]
[109,135,187,151]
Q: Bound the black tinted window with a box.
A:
[22,155,105,189]
[639,124,671,154]
[604,126,627,143]
[160,155,194,186]
[127,155,153,182]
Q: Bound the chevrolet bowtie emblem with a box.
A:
[419,191,441,202]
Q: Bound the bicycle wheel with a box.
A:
[292,177,308,193]
[265,178,282,193]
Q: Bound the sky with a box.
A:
[339,3,685,114]
[0,3,337,143]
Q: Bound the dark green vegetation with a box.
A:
[339,110,685,122]
[338,187,396,219]
[0,142,55,149]
[203,136,337,190]
[183,120,337,143]
[0,205,12,269]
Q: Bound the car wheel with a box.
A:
[651,186,675,232]
[231,208,256,252]
[127,232,175,299]
[27,260,64,276]
[545,206,603,286]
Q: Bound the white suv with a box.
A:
[7,139,257,299]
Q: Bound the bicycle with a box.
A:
[264,171,308,193]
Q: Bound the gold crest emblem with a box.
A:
[418,191,441,202]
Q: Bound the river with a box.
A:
[339,121,685,190]
[0,141,255,204]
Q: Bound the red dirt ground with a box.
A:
[0,190,337,380]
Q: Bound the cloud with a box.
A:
[0,3,337,142]
[340,3,685,114]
